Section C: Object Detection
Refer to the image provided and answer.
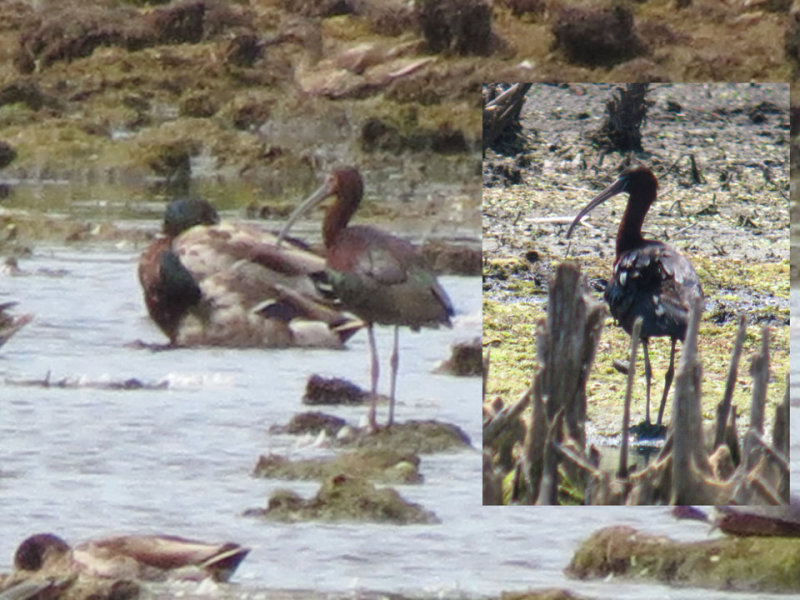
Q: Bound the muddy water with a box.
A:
[0,246,791,599]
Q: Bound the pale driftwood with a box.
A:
[714,314,747,449]
[772,373,790,459]
[483,384,530,448]
[535,407,564,505]
[524,216,586,224]
[521,381,547,503]
[618,317,642,479]
[536,261,605,446]
[671,294,713,505]
[749,324,770,435]
[482,347,490,400]
[482,451,503,505]
[483,384,529,475]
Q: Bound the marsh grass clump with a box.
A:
[418,0,493,56]
[552,5,646,67]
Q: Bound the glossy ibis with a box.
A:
[566,165,703,427]
[278,168,454,429]
[138,198,361,348]
[14,533,249,581]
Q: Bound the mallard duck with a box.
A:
[0,301,32,348]
[13,533,249,582]
[138,197,361,348]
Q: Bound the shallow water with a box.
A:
[0,247,793,600]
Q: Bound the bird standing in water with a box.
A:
[567,165,703,429]
[278,168,454,430]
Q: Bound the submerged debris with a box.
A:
[6,373,168,390]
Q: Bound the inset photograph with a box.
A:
[483,83,789,505]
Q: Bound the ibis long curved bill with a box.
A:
[277,174,339,247]
[566,174,630,239]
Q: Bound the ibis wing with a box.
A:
[606,243,701,339]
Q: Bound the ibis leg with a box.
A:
[642,339,652,424]
[656,338,677,425]
[388,326,399,427]
[367,324,380,430]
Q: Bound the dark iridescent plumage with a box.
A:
[279,168,454,429]
[567,165,703,427]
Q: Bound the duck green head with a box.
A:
[163,198,220,237]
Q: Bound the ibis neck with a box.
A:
[616,200,649,257]
[322,195,358,248]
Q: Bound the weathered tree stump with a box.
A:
[589,83,650,153]
[482,83,532,154]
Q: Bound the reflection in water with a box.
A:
[0,248,791,599]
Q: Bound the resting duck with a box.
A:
[138,198,361,348]
[13,533,249,582]
[0,301,32,348]
[673,501,800,537]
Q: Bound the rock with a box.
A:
[436,337,482,376]
[278,411,348,436]
[344,419,473,454]
[0,572,141,600]
[252,448,422,483]
[250,474,439,524]
[568,525,800,593]
[302,374,371,405]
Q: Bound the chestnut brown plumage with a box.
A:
[279,168,454,429]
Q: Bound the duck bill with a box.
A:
[277,176,336,247]
[566,175,629,239]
